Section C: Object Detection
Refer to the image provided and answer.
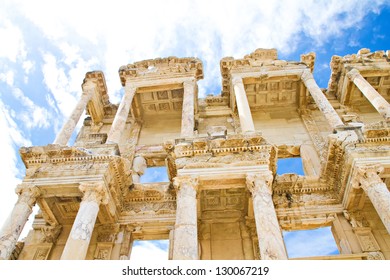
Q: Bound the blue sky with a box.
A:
[1,0,390,259]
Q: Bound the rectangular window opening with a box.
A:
[277,157,304,175]
[139,166,169,183]
[283,226,339,258]
[130,240,169,260]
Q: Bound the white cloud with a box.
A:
[0,18,26,62]
[0,70,15,86]
[0,99,31,230]
[10,0,385,98]
[12,87,51,129]
[283,227,339,258]
[130,240,169,261]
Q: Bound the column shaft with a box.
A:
[54,81,96,145]
[0,185,40,260]
[301,70,344,130]
[232,76,255,133]
[61,182,108,260]
[119,226,133,260]
[172,176,198,260]
[181,79,196,138]
[356,165,390,233]
[246,172,288,260]
[107,81,137,144]
[347,69,390,122]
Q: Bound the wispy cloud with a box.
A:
[131,240,169,260]
[283,227,339,258]
[0,100,31,226]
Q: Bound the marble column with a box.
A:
[0,185,40,260]
[119,226,133,260]
[246,172,288,260]
[61,182,109,260]
[54,80,96,145]
[172,176,199,260]
[107,80,137,144]
[181,79,196,138]
[301,69,344,130]
[347,69,390,122]
[355,165,390,234]
[232,76,255,133]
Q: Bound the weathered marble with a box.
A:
[301,69,344,130]
[232,76,255,133]
[355,165,390,234]
[131,156,147,183]
[0,185,40,260]
[107,81,137,144]
[181,79,196,138]
[54,80,96,145]
[347,68,390,122]
[60,182,109,260]
[246,172,288,260]
[172,176,198,260]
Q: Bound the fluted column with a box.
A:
[172,176,199,260]
[301,69,344,130]
[181,79,196,138]
[246,172,288,260]
[354,165,390,233]
[347,69,390,122]
[54,80,96,145]
[107,80,137,144]
[232,76,255,133]
[0,185,40,260]
[61,182,109,260]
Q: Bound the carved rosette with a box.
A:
[79,182,109,205]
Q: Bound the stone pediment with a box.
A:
[119,56,203,85]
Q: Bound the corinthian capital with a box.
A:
[300,69,314,83]
[173,176,198,192]
[79,182,109,205]
[355,164,384,190]
[15,184,41,206]
[346,68,361,81]
[246,171,273,195]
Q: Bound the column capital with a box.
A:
[173,176,199,192]
[354,164,384,190]
[40,225,63,243]
[231,75,244,86]
[246,172,273,195]
[124,79,138,91]
[183,78,196,87]
[346,68,361,80]
[82,79,97,91]
[79,182,109,205]
[300,69,314,82]
[15,184,40,207]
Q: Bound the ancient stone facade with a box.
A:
[1,49,390,260]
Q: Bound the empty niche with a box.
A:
[283,227,339,258]
[276,157,304,175]
[140,166,169,183]
[130,240,169,260]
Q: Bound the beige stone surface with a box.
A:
[2,48,390,260]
